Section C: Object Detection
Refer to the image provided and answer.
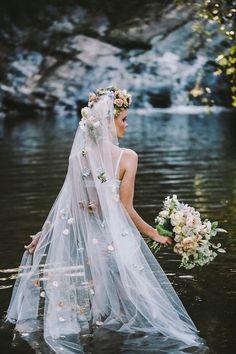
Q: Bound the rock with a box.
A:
[7,50,43,91]
[107,4,194,49]
[108,22,152,50]
[151,21,201,60]
[0,1,233,119]
[148,87,172,108]
[60,35,121,63]
[49,18,75,35]
[2,90,41,115]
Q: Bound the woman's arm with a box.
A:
[119,149,172,245]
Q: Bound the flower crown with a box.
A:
[79,86,132,139]
[88,86,132,115]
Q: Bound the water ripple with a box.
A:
[0,111,235,353]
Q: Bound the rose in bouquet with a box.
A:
[147,195,227,269]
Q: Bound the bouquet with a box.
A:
[147,195,227,269]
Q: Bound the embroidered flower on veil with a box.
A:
[97,170,107,183]
[79,108,102,138]
[88,201,96,213]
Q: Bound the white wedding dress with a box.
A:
[3,93,204,353]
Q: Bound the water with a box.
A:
[0,109,235,353]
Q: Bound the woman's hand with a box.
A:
[150,230,173,246]
[24,231,41,254]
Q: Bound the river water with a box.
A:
[0,108,235,354]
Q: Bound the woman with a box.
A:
[25,106,172,254]
[5,86,202,350]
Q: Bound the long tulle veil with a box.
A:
[3,89,204,352]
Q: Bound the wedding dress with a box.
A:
[3,91,204,352]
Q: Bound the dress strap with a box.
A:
[115,149,124,179]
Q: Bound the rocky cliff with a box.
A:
[0,0,232,120]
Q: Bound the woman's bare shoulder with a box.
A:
[122,148,138,160]
[119,148,138,180]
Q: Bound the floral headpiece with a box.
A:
[79,86,132,138]
[88,86,132,115]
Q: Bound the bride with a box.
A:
[4,86,203,351]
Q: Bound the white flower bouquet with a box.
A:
[147,195,227,269]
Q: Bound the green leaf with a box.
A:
[218,57,228,66]
[156,224,173,237]
[211,221,218,229]
[226,67,236,75]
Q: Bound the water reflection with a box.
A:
[0,109,235,353]
[10,327,209,354]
